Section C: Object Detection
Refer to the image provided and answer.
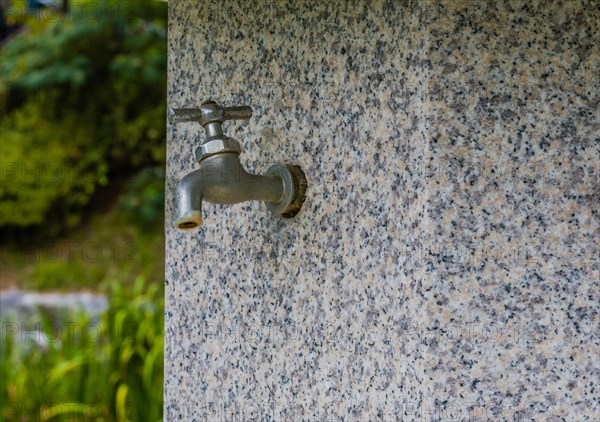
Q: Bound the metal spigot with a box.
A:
[170,101,307,230]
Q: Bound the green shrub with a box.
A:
[0,0,167,237]
[0,101,107,232]
[1,277,164,421]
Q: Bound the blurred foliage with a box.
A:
[119,166,165,227]
[0,3,167,418]
[1,277,164,421]
[0,0,167,238]
[0,101,107,231]
[1,175,166,291]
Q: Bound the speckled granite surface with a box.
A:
[165,1,599,420]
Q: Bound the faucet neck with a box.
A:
[204,122,224,138]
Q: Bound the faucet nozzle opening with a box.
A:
[175,211,202,231]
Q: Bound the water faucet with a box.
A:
[170,101,307,230]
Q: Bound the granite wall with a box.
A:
[165,1,599,420]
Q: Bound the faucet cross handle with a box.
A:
[169,100,252,127]
[170,101,253,162]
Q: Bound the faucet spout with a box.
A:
[174,153,306,230]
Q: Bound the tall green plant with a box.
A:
[1,278,164,421]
